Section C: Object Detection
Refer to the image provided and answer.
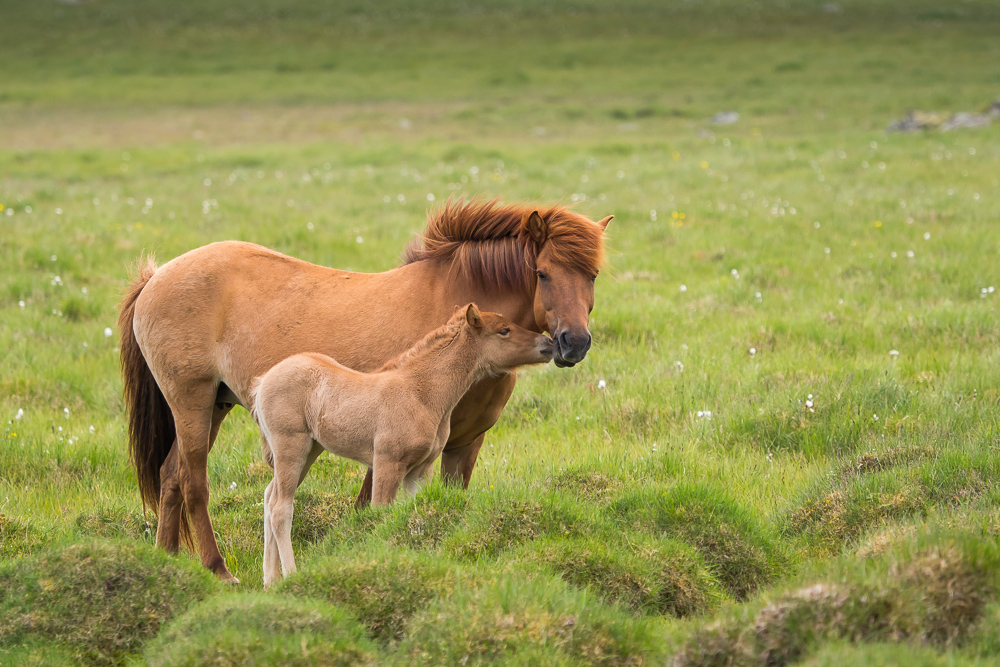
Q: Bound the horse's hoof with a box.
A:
[218,572,240,584]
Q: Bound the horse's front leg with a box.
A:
[441,373,517,487]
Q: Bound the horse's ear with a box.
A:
[465,303,484,329]
[597,215,614,230]
[523,210,548,245]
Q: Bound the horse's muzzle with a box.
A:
[553,329,591,368]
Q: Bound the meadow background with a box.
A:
[2,0,1000,664]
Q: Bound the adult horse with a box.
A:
[118,198,610,581]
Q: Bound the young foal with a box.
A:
[251,304,552,588]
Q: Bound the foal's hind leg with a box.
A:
[267,434,320,583]
[262,479,280,589]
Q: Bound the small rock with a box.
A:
[710,111,740,125]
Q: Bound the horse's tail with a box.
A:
[118,256,190,543]
[248,376,274,469]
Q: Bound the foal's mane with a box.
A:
[404,198,605,292]
[376,316,464,373]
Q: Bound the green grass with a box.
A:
[2,0,1000,664]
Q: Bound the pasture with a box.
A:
[2,0,1000,663]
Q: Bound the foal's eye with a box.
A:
[536,270,550,282]
[498,328,511,336]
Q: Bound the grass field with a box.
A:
[2,0,1000,664]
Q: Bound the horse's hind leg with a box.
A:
[158,401,233,553]
[171,383,237,582]
[156,444,183,552]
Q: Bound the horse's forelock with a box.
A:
[405,198,605,292]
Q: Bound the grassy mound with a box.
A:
[609,483,788,600]
[277,545,487,643]
[0,539,217,665]
[445,493,592,561]
[788,446,999,554]
[381,481,469,551]
[144,593,378,667]
[397,573,665,666]
[670,531,1000,667]
[518,533,722,618]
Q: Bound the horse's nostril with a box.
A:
[558,330,572,349]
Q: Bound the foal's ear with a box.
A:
[465,303,484,329]
[523,210,548,245]
[597,214,614,230]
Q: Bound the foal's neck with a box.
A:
[394,330,488,412]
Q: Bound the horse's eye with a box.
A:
[498,328,511,336]
[590,274,598,283]
[536,271,550,282]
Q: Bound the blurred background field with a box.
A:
[2,0,1000,664]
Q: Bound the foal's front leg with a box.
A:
[373,438,432,505]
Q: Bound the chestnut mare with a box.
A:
[118,199,610,581]
[252,304,553,588]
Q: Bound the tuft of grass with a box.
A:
[75,504,152,542]
[277,545,487,643]
[518,533,723,618]
[549,468,625,503]
[397,573,666,666]
[840,444,933,478]
[143,593,378,667]
[0,539,217,665]
[0,513,45,560]
[610,483,789,600]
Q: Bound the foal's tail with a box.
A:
[248,377,274,469]
[118,256,189,542]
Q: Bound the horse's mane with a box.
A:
[404,198,605,293]
[376,315,464,373]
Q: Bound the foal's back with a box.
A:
[253,352,393,467]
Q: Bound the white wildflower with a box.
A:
[104,327,113,338]
[597,380,607,390]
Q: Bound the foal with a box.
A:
[251,304,553,588]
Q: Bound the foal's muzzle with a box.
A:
[553,328,592,368]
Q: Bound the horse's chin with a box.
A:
[553,357,577,368]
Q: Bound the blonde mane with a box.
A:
[376,316,465,373]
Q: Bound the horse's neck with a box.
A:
[394,333,485,413]
[416,261,540,333]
